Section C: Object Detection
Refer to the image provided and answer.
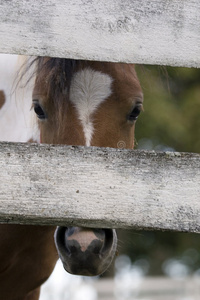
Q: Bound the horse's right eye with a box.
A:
[128,104,142,122]
[33,101,46,120]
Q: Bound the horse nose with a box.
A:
[65,227,105,254]
[54,226,117,276]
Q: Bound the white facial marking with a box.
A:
[69,68,113,146]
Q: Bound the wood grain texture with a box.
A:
[0,142,199,232]
[0,0,199,67]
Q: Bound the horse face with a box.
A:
[32,59,143,276]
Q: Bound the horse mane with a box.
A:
[36,57,78,98]
[16,57,80,104]
[17,56,138,109]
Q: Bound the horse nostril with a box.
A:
[65,241,80,254]
[88,239,104,254]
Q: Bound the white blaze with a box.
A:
[69,68,113,146]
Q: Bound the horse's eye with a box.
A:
[128,105,142,122]
[33,101,46,120]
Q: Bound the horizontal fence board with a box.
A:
[92,278,200,300]
[0,142,200,232]
[42,276,200,299]
[0,0,199,67]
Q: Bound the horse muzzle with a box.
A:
[54,226,117,276]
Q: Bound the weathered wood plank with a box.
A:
[0,142,199,232]
[0,0,199,67]
[41,276,200,299]
[91,278,200,300]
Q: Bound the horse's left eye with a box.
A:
[33,101,46,120]
[128,105,142,122]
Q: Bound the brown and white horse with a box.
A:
[0,54,143,300]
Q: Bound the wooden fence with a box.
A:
[0,0,200,67]
[0,0,200,232]
[41,276,200,300]
[91,278,200,300]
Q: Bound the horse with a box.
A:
[0,54,143,300]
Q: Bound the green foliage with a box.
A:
[135,65,200,153]
[117,66,200,276]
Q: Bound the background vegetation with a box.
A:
[113,65,200,277]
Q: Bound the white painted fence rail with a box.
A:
[92,278,200,300]
[0,1,200,233]
[0,142,200,232]
[0,0,200,67]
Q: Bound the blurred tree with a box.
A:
[135,65,200,153]
[113,66,200,277]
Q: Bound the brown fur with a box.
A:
[27,139,37,143]
[25,287,40,300]
[1,58,143,300]
[33,59,143,148]
[0,225,57,300]
[0,90,5,110]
